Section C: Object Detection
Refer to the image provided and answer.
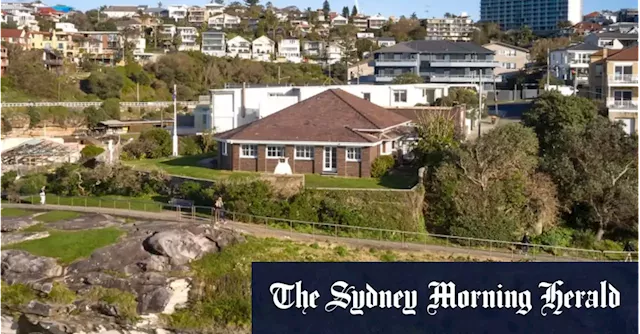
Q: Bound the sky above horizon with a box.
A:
[56,0,636,20]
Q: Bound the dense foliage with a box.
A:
[80,145,105,159]
[370,156,395,178]
[121,129,217,159]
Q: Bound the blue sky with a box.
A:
[64,0,637,19]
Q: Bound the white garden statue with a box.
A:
[273,157,293,175]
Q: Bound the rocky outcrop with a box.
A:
[1,250,64,284]
[1,232,50,246]
[1,217,39,232]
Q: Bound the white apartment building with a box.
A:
[301,40,325,57]
[204,3,225,18]
[55,22,77,33]
[7,11,38,29]
[102,5,141,18]
[187,6,206,25]
[424,14,475,42]
[277,39,301,62]
[177,26,199,51]
[252,35,275,61]
[160,24,176,39]
[197,83,476,133]
[352,15,369,31]
[550,43,601,84]
[227,36,251,59]
[201,30,225,57]
[357,32,375,39]
[326,42,344,64]
[168,5,188,21]
[368,14,386,29]
[331,15,348,27]
[208,13,240,30]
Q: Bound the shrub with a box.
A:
[1,282,36,309]
[370,155,395,178]
[86,287,138,323]
[1,170,18,191]
[531,227,574,248]
[179,136,202,156]
[19,174,47,195]
[81,144,105,159]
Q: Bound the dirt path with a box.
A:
[2,203,592,262]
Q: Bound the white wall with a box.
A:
[567,0,583,25]
[198,83,474,133]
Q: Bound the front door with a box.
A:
[323,147,337,173]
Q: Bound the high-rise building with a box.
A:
[424,13,475,42]
[480,0,583,33]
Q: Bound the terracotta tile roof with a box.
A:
[216,89,411,143]
[1,29,24,38]
[607,47,638,61]
[573,22,602,31]
[584,11,601,18]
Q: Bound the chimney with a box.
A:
[603,48,608,59]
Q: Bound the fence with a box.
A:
[10,194,636,262]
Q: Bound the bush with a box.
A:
[179,136,202,156]
[1,170,18,191]
[370,155,395,178]
[19,174,47,195]
[81,144,105,159]
[531,227,574,248]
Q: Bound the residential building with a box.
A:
[55,22,77,33]
[200,83,465,133]
[601,22,639,34]
[208,13,240,30]
[168,5,188,22]
[331,15,348,27]
[0,29,30,49]
[375,37,396,47]
[570,21,602,35]
[584,32,638,49]
[201,30,225,57]
[177,26,199,51]
[102,6,143,19]
[227,36,251,59]
[160,24,176,47]
[1,47,8,76]
[588,47,639,134]
[326,42,344,64]
[357,32,375,39]
[187,6,206,25]
[483,41,530,76]
[617,8,638,23]
[347,60,375,83]
[480,0,583,33]
[143,6,169,18]
[352,15,369,31]
[277,38,301,62]
[214,89,413,177]
[368,14,386,29]
[115,18,142,32]
[36,7,66,21]
[424,13,475,42]
[252,35,274,61]
[204,3,225,18]
[373,40,500,85]
[550,43,600,85]
[77,31,122,64]
[302,40,325,57]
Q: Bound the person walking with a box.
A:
[624,241,635,262]
[215,196,225,224]
[521,233,530,255]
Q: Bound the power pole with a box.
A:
[546,48,550,89]
[478,75,483,139]
[172,84,178,157]
[493,75,498,117]
[277,66,281,84]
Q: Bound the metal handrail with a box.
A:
[11,194,635,262]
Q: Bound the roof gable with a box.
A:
[1,29,24,38]
[607,47,638,61]
[216,89,410,143]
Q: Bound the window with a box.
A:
[58,43,63,49]
[295,146,314,159]
[363,93,371,101]
[595,64,603,76]
[222,142,228,156]
[266,145,284,158]
[346,147,361,162]
[393,90,407,102]
[240,144,257,158]
[595,87,602,99]
[202,114,207,126]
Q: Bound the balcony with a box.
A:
[429,59,499,67]
[607,98,639,111]
[609,74,638,85]
[428,74,502,83]
[374,58,418,67]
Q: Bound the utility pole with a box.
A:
[478,75,483,139]
[172,84,178,157]
[277,66,281,84]
[493,75,498,117]
[546,48,550,89]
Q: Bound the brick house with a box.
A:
[214,89,412,177]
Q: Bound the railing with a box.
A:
[376,58,418,62]
[610,74,638,84]
[607,99,639,110]
[430,59,498,63]
[6,195,635,262]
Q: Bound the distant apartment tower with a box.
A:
[480,0,583,33]
[424,13,474,42]
[201,31,225,57]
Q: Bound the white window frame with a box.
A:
[294,145,314,160]
[240,144,257,158]
[222,142,228,156]
[266,145,285,159]
[393,90,407,103]
[346,147,362,162]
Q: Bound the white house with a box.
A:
[177,26,199,51]
[331,15,348,27]
[277,39,301,62]
[208,13,240,30]
[168,5,188,21]
[252,35,274,61]
[357,32,375,39]
[204,3,225,17]
[584,32,637,49]
[201,30,225,57]
[326,42,344,64]
[102,5,141,18]
[55,22,77,32]
[368,14,387,29]
[227,36,252,59]
[198,83,477,133]
[375,37,396,47]
[550,43,601,84]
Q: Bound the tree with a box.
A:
[541,117,638,240]
[530,37,571,64]
[244,0,259,6]
[341,6,349,19]
[351,5,358,17]
[83,106,109,128]
[413,111,460,169]
[354,38,379,59]
[537,74,564,88]
[36,18,54,32]
[322,0,330,16]
[82,68,125,99]
[410,12,418,20]
[408,27,426,40]
[1,21,18,29]
[435,88,479,108]
[27,107,41,129]
[1,117,12,134]
[391,72,423,84]
[557,20,573,29]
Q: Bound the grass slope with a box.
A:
[1,208,34,217]
[35,211,81,223]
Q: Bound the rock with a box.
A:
[0,218,39,232]
[1,232,50,246]
[32,282,54,294]
[209,229,245,250]
[1,250,64,284]
[24,300,54,317]
[162,279,190,314]
[97,301,120,318]
[46,214,116,230]
[139,287,172,314]
[1,315,17,334]
[137,256,170,273]
[144,230,217,266]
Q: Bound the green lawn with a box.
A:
[23,195,166,212]
[35,211,81,223]
[122,154,254,181]
[3,227,124,264]
[1,208,34,218]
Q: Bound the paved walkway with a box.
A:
[3,203,592,262]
